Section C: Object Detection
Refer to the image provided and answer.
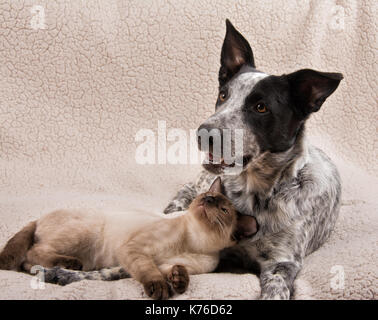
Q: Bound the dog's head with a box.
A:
[197,20,343,174]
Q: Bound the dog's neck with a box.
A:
[229,127,308,198]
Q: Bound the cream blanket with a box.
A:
[0,0,377,299]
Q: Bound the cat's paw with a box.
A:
[143,279,172,300]
[168,265,189,294]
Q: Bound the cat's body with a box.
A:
[27,208,162,271]
[0,178,241,299]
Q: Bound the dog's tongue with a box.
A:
[208,153,225,163]
[209,152,230,167]
[208,152,237,168]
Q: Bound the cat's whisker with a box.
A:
[215,215,226,235]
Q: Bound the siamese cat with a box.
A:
[0,177,256,299]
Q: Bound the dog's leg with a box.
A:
[259,260,302,300]
[164,170,217,214]
[216,242,301,299]
[163,182,198,214]
[256,234,304,300]
[236,224,305,300]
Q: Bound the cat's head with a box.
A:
[188,177,238,244]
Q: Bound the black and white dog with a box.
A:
[164,20,343,300]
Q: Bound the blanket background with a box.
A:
[0,0,377,299]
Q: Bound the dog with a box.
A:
[164,19,343,300]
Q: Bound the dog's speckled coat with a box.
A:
[0,0,376,300]
[164,21,343,299]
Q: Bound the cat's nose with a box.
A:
[204,196,216,204]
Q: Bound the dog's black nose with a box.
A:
[204,196,216,204]
[197,124,221,151]
[197,123,213,134]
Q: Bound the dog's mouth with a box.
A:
[205,152,252,170]
[197,133,253,173]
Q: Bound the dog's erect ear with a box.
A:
[219,19,255,86]
[287,69,343,117]
[209,177,222,194]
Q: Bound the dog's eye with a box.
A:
[221,208,229,214]
[255,103,268,113]
[219,90,228,102]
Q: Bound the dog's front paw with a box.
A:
[260,284,290,300]
[167,265,189,294]
[143,279,172,300]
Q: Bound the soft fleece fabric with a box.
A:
[0,0,376,299]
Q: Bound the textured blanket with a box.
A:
[0,0,377,299]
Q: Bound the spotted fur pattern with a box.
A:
[42,266,129,286]
[164,32,342,298]
[165,138,341,299]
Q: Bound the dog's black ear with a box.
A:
[219,19,255,86]
[287,69,343,117]
[209,177,222,194]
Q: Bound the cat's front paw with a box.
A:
[143,279,172,300]
[168,265,189,294]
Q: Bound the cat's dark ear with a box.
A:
[233,214,259,241]
[208,177,222,194]
[219,19,255,86]
[287,69,343,118]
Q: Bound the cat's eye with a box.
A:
[219,90,228,102]
[255,103,268,113]
[221,208,229,214]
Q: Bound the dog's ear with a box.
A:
[219,19,255,86]
[287,69,343,117]
[208,177,222,194]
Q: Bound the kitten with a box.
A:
[0,177,249,299]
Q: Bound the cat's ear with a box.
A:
[208,177,222,194]
[233,214,259,240]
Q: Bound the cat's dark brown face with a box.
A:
[188,190,237,238]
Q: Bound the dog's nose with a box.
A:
[204,196,216,204]
[197,123,213,134]
[197,124,220,151]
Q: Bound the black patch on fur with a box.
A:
[242,75,305,153]
[215,246,261,275]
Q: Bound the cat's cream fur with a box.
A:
[0,178,238,299]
